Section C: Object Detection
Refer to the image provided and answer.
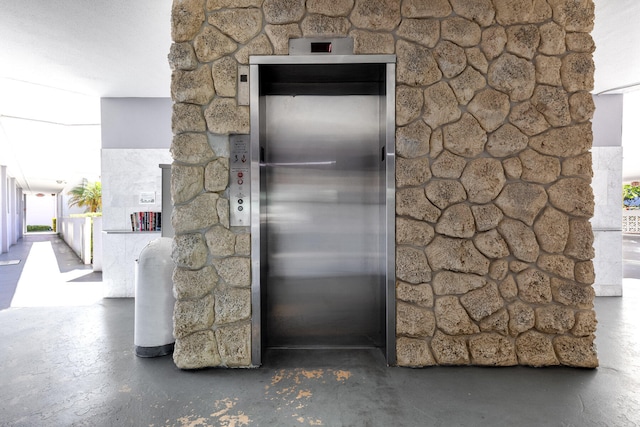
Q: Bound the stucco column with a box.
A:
[0,165,8,253]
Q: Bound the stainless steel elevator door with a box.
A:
[265,94,384,348]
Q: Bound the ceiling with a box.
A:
[0,0,638,194]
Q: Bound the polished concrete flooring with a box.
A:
[1,234,639,426]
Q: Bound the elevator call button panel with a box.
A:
[230,134,250,226]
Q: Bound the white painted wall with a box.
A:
[25,194,56,226]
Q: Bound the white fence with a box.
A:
[58,216,103,271]
[623,210,640,233]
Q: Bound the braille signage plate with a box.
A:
[229,134,251,226]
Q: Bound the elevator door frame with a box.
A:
[249,54,396,365]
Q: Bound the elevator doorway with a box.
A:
[250,55,396,365]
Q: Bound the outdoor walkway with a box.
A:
[0,234,639,426]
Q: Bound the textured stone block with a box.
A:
[548,0,595,32]
[396,40,442,86]
[572,310,597,337]
[565,219,595,261]
[530,123,592,157]
[401,0,451,18]
[432,271,487,295]
[397,19,439,48]
[509,101,550,136]
[214,287,251,324]
[548,178,594,218]
[554,335,598,368]
[307,0,354,16]
[204,157,229,192]
[479,308,509,336]
[172,0,205,42]
[498,219,539,263]
[495,183,547,226]
[396,218,434,246]
[171,161,205,203]
[173,266,218,300]
[466,47,488,73]
[487,124,528,158]
[263,0,305,24]
[194,26,237,62]
[351,0,400,30]
[396,188,441,223]
[551,278,595,309]
[519,149,561,184]
[488,53,535,101]
[536,305,575,334]
[396,246,431,284]
[235,34,273,64]
[450,0,494,27]
[443,113,487,158]
[396,301,436,337]
[468,333,517,366]
[516,331,559,367]
[173,330,221,369]
[433,41,467,78]
[532,85,571,127]
[302,15,350,38]
[209,8,262,43]
[468,89,510,132]
[449,66,486,105]
[471,204,503,232]
[171,133,215,164]
[516,269,552,304]
[430,128,444,158]
[207,0,261,9]
[442,17,481,47]
[490,259,509,281]
[217,197,230,229]
[171,233,209,270]
[171,67,215,105]
[534,207,569,253]
[436,204,476,238]
[474,229,509,259]
[172,193,219,233]
[569,92,596,123]
[265,24,302,55]
[461,158,506,204]
[506,25,539,59]
[481,26,507,61]
[213,257,251,287]
[561,53,595,92]
[427,236,490,275]
[423,82,461,128]
[507,301,535,335]
[435,296,479,335]
[216,323,251,367]
[396,120,431,158]
[431,331,470,365]
[536,55,562,86]
[396,157,432,187]
[431,151,466,179]
[425,180,467,210]
[574,261,595,285]
[169,42,198,71]
[539,22,566,55]
[172,103,207,134]
[460,282,503,321]
[173,294,215,339]
[211,56,238,98]
[502,158,523,180]
[205,226,236,257]
[204,98,250,135]
[396,281,434,308]
[498,275,518,299]
[396,337,435,367]
[396,85,423,127]
[351,29,395,54]
[538,255,575,280]
[235,234,250,256]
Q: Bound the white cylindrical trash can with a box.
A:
[134,237,175,357]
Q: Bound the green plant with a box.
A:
[27,225,52,232]
[68,181,102,213]
[52,218,56,232]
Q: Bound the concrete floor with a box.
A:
[1,234,639,426]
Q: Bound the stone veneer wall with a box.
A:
[169,0,598,369]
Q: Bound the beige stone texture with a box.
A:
[460,158,506,204]
[211,57,237,98]
[171,67,215,105]
[572,310,597,337]
[516,269,552,304]
[450,0,495,27]
[396,218,435,246]
[548,0,595,32]
[509,101,550,136]
[502,158,522,180]
[495,183,547,226]
[532,85,571,127]
[433,41,467,79]
[172,0,205,43]
[536,55,562,86]
[466,48,489,73]
[173,293,215,339]
[479,308,509,336]
[480,26,507,61]
[209,134,230,159]
[468,89,510,133]
[397,19,439,48]
[307,0,354,16]
[449,67,486,105]
[474,229,509,259]
[235,234,250,256]
[214,287,251,323]
[565,219,595,260]
[561,53,595,92]
[204,157,229,192]
[535,305,575,334]
[173,266,218,300]
[401,0,452,18]
[216,323,251,367]
[538,255,575,280]
[351,30,395,54]
[204,98,250,135]
[301,15,350,38]
[498,274,517,298]
[193,26,237,63]
[213,257,251,287]
[422,82,461,128]
[426,236,490,275]
[396,188,441,223]
[567,33,595,53]
[498,218,540,263]
[396,121,431,159]
[510,261,530,273]
[173,330,221,369]
[235,34,274,64]
[430,128,444,158]
[506,25,539,60]
[435,296,480,335]
[171,133,214,165]
[396,337,436,366]
[519,149,561,184]
[396,281,434,308]
[488,53,535,101]
[468,333,517,366]
[575,261,595,285]
[431,151,466,179]
[171,164,204,204]
[351,0,400,30]
[205,225,235,256]
[460,282,503,321]
[443,113,487,158]
[436,204,476,239]
[171,233,209,270]
[487,124,528,157]
[490,261,509,283]
[548,178,594,218]
[396,246,432,284]
[396,301,436,337]
[539,22,566,55]
[431,331,470,365]
[263,0,305,24]
[531,124,593,157]
[169,43,198,71]
[441,17,481,47]
[507,300,535,335]
[425,180,467,210]
[173,103,207,134]
[432,271,488,295]
[515,331,559,367]
[534,207,570,253]
[554,335,598,368]
[493,0,533,25]
[265,24,302,55]
[396,40,442,86]
[396,85,423,126]
[397,157,431,188]
[217,197,230,229]
[569,92,596,123]
[551,278,595,309]
[207,0,261,8]
[471,204,503,232]
[208,8,262,43]
[172,193,219,233]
